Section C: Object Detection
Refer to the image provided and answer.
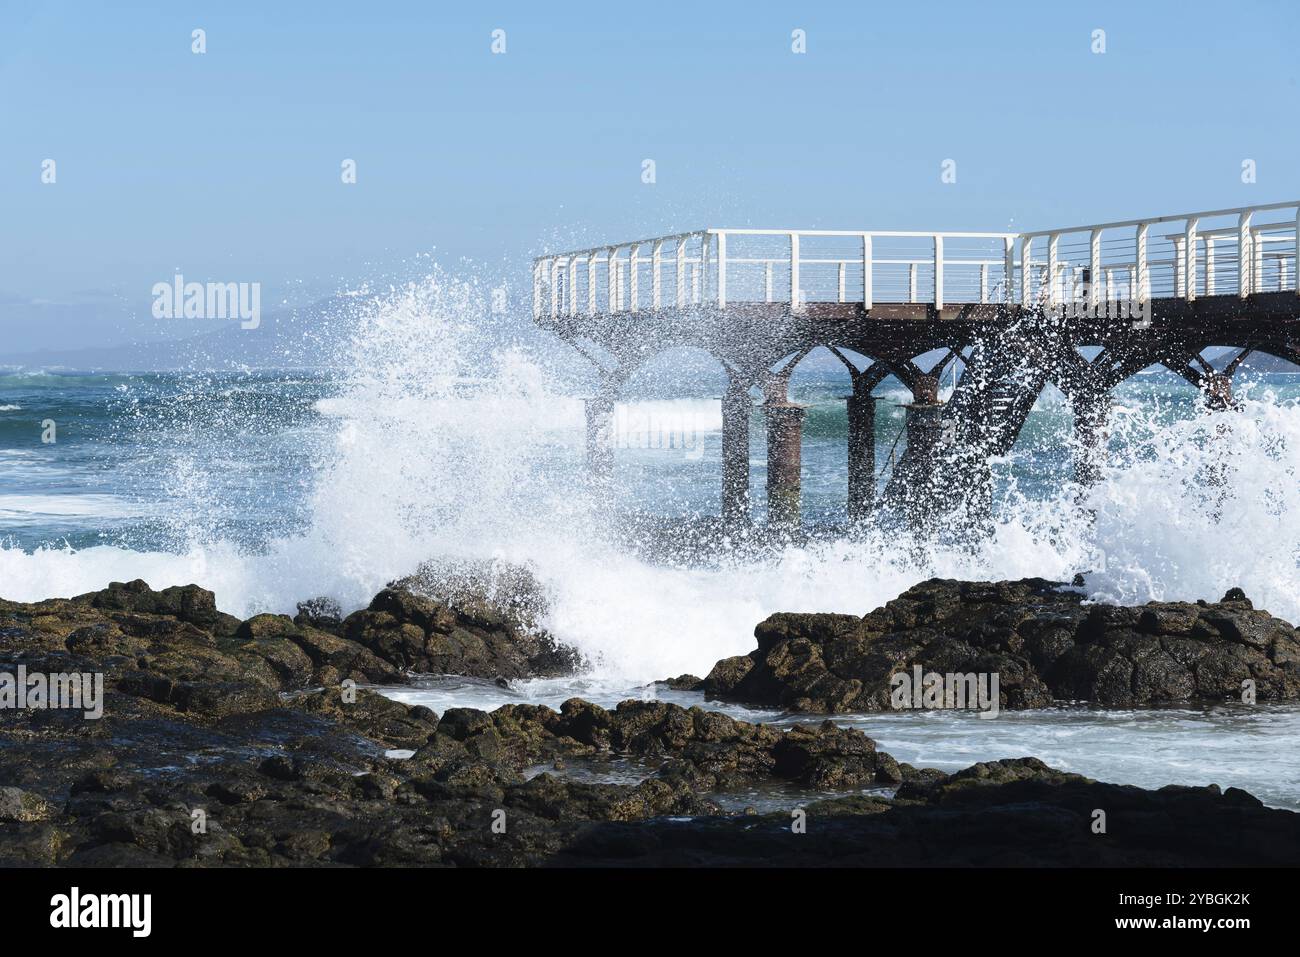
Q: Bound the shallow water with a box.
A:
[377,675,1300,811]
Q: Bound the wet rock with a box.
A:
[0,786,51,823]
[343,587,582,679]
[295,596,344,633]
[292,688,438,750]
[0,573,582,717]
[549,757,1300,867]
[86,580,241,636]
[703,578,1300,712]
[661,674,704,691]
[236,634,317,690]
[390,558,551,633]
[3,576,1299,868]
[287,626,404,685]
[425,698,905,794]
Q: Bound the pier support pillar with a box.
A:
[895,375,949,524]
[1199,374,1237,499]
[904,375,945,478]
[584,396,616,489]
[1073,392,1110,485]
[911,373,941,407]
[721,380,752,528]
[762,402,806,530]
[902,402,946,484]
[845,390,877,523]
[1203,373,1235,411]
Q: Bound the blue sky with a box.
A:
[1,0,1297,354]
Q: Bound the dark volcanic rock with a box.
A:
[426,698,904,792]
[294,596,344,633]
[343,586,582,680]
[703,578,1300,712]
[86,579,239,635]
[2,577,1299,868]
[389,558,552,634]
[548,757,1300,867]
[0,576,579,701]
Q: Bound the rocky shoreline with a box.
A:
[1,576,1298,867]
[695,578,1300,712]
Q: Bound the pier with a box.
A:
[533,201,1300,528]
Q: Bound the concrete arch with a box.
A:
[766,343,935,524]
[615,343,738,398]
[582,344,750,525]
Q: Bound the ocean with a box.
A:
[3,273,1300,805]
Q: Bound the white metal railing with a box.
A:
[1019,201,1300,312]
[532,202,1300,319]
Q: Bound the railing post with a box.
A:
[837,261,846,303]
[862,233,873,310]
[1020,236,1034,307]
[698,232,709,305]
[909,262,918,302]
[651,239,663,309]
[532,260,544,319]
[789,233,801,311]
[1003,236,1015,305]
[1295,208,1300,295]
[629,244,639,311]
[1135,223,1150,306]
[607,248,618,312]
[551,259,561,318]
[1046,233,1059,307]
[1172,236,1185,298]
[1254,227,1265,293]
[675,236,687,307]
[716,231,727,307]
[933,235,944,309]
[1184,218,1199,301]
[1238,211,1253,297]
[1205,236,1216,296]
[588,251,599,314]
[1088,229,1102,314]
[980,263,989,303]
[564,257,574,317]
